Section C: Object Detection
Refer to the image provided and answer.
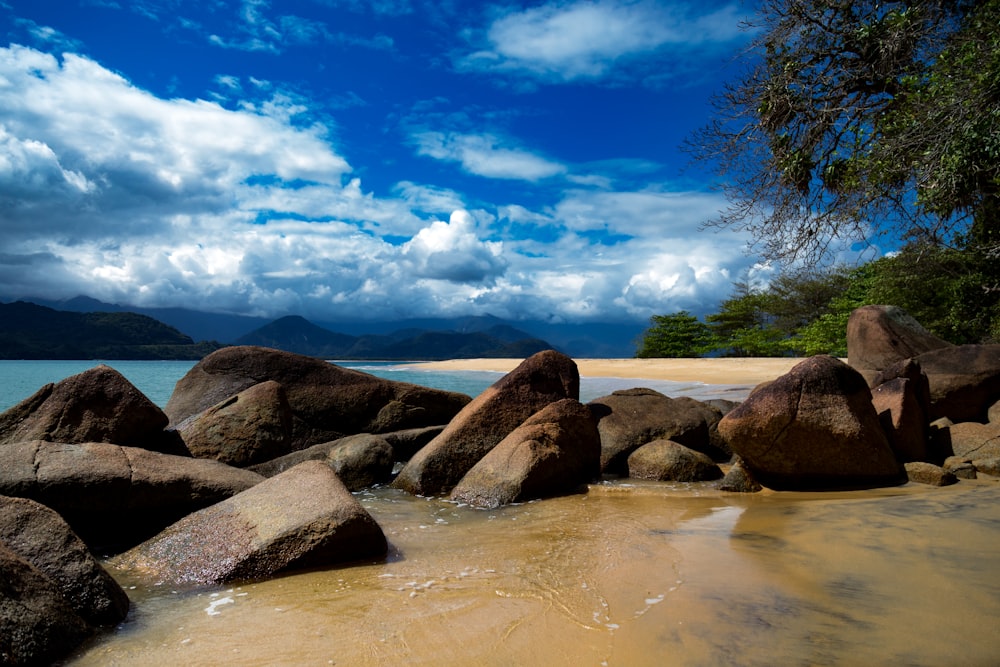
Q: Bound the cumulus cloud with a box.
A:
[458,0,747,83]
[411,130,567,181]
[403,210,507,283]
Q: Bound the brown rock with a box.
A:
[626,439,723,482]
[944,421,1000,460]
[248,433,394,490]
[972,457,1000,477]
[871,377,929,462]
[912,344,1000,422]
[718,456,763,493]
[943,456,977,479]
[393,350,579,496]
[175,380,293,467]
[588,388,726,475]
[717,355,904,490]
[449,399,600,508]
[0,440,262,550]
[904,461,958,486]
[164,346,470,450]
[0,365,182,454]
[0,495,128,626]
[0,542,92,666]
[846,305,951,379]
[989,399,1000,424]
[111,461,387,586]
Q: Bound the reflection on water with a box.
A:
[69,480,1000,666]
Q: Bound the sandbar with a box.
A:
[416,357,810,385]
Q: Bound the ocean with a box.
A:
[0,358,744,412]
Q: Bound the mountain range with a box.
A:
[16,296,645,357]
[0,300,580,360]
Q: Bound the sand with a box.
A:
[416,357,810,385]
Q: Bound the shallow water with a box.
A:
[68,479,1000,666]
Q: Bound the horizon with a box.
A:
[1,1,886,326]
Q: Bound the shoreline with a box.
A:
[413,357,809,385]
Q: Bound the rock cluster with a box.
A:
[1,311,998,664]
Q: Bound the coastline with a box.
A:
[415,357,809,385]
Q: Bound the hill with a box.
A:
[235,315,555,360]
[0,302,223,360]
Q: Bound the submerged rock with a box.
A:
[112,461,388,586]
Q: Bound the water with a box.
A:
[0,359,747,412]
[2,360,998,664]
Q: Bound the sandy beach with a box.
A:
[417,357,809,385]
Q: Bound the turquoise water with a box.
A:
[0,359,743,413]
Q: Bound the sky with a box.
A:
[0,0,776,326]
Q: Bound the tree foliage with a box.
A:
[689,0,998,263]
[636,311,713,358]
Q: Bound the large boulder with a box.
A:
[392,350,579,496]
[871,377,929,463]
[249,434,395,490]
[0,495,128,627]
[0,542,92,666]
[164,346,470,450]
[846,305,952,380]
[588,388,726,475]
[174,380,294,467]
[912,344,1000,422]
[449,399,600,508]
[111,461,388,587]
[0,365,182,454]
[717,355,905,490]
[0,441,263,550]
[940,421,1000,460]
[626,440,723,483]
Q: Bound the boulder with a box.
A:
[449,399,600,509]
[943,456,977,479]
[174,380,293,467]
[871,377,929,462]
[972,457,1000,477]
[249,433,394,490]
[717,355,905,490]
[588,389,726,475]
[111,461,388,587]
[904,462,958,486]
[912,344,1000,422]
[0,542,91,666]
[382,425,447,462]
[0,365,182,454]
[943,421,1000,460]
[846,305,951,379]
[718,456,763,493]
[0,440,262,550]
[626,440,723,483]
[392,350,579,496]
[0,495,128,627]
[164,346,470,450]
[990,399,1000,424]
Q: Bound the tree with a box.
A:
[705,282,787,356]
[689,0,997,263]
[636,311,713,358]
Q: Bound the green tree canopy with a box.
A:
[636,311,713,358]
[689,0,998,263]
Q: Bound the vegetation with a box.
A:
[651,0,999,359]
[636,241,999,358]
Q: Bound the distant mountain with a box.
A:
[16,296,644,357]
[235,315,555,360]
[0,302,222,360]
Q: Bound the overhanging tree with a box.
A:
[689,0,998,263]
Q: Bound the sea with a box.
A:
[2,359,999,665]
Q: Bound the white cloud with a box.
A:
[412,130,566,181]
[458,0,748,83]
[402,210,507,283]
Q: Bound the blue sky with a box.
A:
[0,0,778,325]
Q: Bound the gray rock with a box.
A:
[111,461,387,586]
[0,365,182,454]
[393,350,579,496]
[626,439,723,482]
[718,355,904,490]
[0,495,128,626]
[449,399,600,508]
[0,440,262,550]
[249,433,394,490]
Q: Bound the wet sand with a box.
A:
[418,357,811,385]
